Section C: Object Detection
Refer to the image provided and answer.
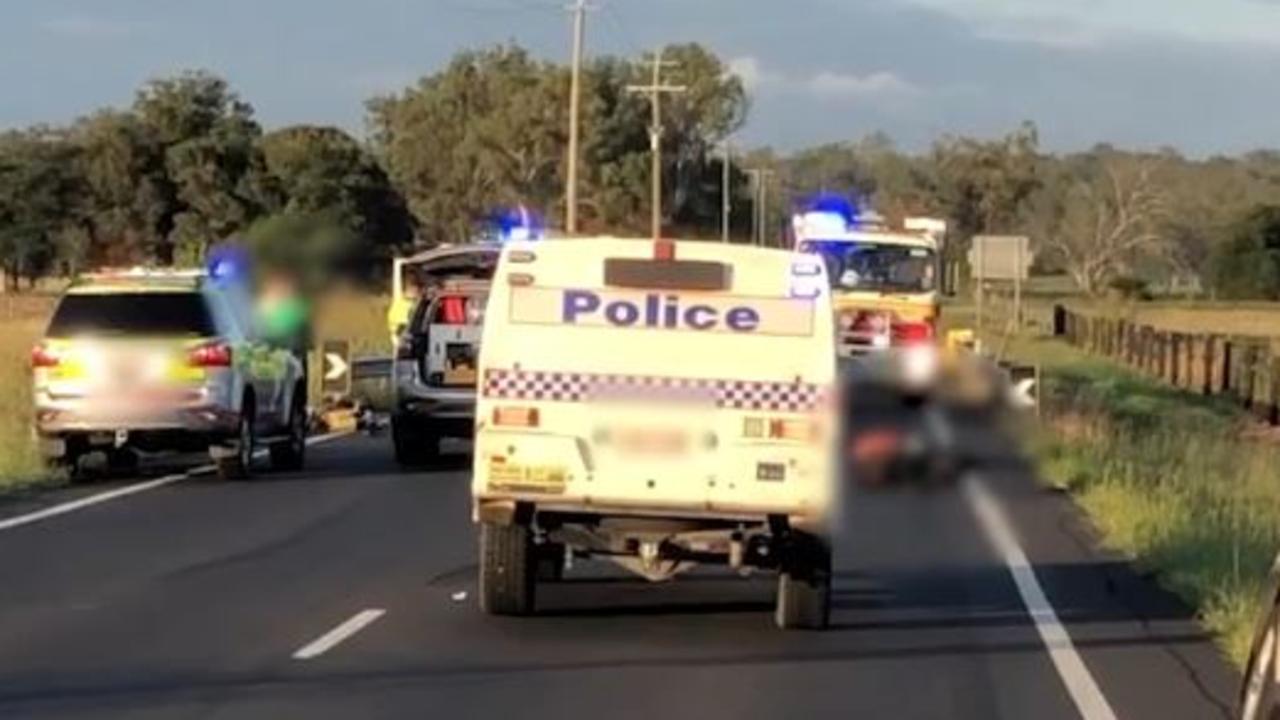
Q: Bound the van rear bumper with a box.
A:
[472,496,828,535]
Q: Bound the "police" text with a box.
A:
[562,290,760,332]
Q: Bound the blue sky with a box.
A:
[2,0,1279,155]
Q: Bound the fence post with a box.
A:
[1208,333,1218,394]
[1222,339,1234,395]
[1271,356,1280,426]
[1239,345,1249,412]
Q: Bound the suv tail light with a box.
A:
[188,342,233,368]
[31,344,60,369]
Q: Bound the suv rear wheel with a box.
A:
[216,407,255,481]
[479,522,536,615]
[269,394,306,471]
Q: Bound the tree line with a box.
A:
[3,41,1280,298]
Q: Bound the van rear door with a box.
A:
[476,239,836,519]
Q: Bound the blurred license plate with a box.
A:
[614,428,689,456]
[488,461,567,493]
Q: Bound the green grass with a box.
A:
[1023,333,1279,666]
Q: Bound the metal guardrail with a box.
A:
[352,357,392,381]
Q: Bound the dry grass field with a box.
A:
[0,317,55,490]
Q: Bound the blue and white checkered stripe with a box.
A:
[483,368,826,412]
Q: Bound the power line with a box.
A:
[626,48,686,241]
[597,1,644,57]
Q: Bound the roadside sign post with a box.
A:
[969,235,1032,338]
[1014,237,1023,328]
[975,239,986,339]
[321,339,351,398]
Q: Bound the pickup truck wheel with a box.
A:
[216,410,255,481]
[480,522,536,615]
[775,536,832,630]
[392,417,438,468]
[269,396,306,471]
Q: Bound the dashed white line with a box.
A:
[292,608,386,660]
[0,431,351,533]
[963,474,1119,720]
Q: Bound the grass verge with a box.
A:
[0,318,55,494]
[1020,333,1279,666]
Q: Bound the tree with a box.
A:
[932,122,1041,241]
[368,43,747,241]
[652,43,748,233]
[1208,205,1280,300]
[242,210,361,293]
[258,125,414,273]
[369,45,569,244]
[69,110,174,265]
[1038,155,1169,295]
[134,71,272,263]
[0,129,84,288]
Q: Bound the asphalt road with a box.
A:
[0,407,1240,719]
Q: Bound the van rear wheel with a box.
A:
[775,535,832,630]
[480,522,536,615]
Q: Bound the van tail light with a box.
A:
[31,344,60,369]
[891,319,935,346]
[188,341,233,368]
[493,406,540,428]
[743,417,816,442]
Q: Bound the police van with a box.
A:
[473,237,839,629]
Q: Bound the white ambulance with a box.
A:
[472,237,839,629]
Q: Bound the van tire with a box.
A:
[775,536,832,630]
[480,522,535,615]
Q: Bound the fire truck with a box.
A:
[791,197,947,397]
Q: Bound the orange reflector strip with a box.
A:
[493,406,540,428]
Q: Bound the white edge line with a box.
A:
[0,431,352,533]
[962,474,1119,720]
[292,608,386,660]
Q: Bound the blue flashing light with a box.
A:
[206,245,250,285]
[493,205,544,243]
[806,193,859,224]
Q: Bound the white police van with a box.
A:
[473,237,839,629]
